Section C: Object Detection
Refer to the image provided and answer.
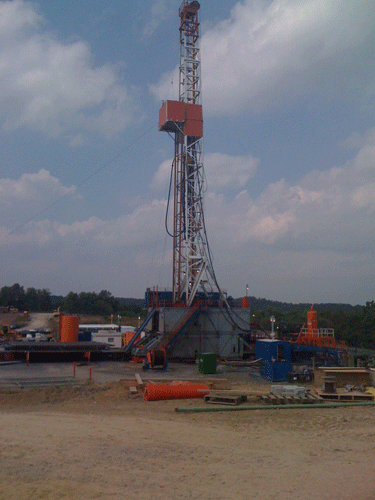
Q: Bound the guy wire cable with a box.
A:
[6,122,157,237]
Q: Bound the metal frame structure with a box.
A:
[159,1,223,307]
[179,1,201,105]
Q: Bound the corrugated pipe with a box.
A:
[143,382,210,401]
[175,401,375,413]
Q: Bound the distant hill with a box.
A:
[116,295,362,313]
[116,297,144,308]
[51,294,361,313]
[234,296,362,313]
[51,296,144,308]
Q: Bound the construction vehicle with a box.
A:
[0,324,20,342]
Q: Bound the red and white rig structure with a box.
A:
[158,1,222,307]
[125,1,249,362]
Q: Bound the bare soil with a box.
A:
[0,377,375,500]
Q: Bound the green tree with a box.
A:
[61,292,79,314]
[0,284,26,310]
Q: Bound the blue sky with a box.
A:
[1,0,374,305]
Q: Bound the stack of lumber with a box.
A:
[315,388,374,401]
[261,392,323,405]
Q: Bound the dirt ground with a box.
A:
[0,362,375,500]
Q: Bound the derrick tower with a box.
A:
[159,1,221,307]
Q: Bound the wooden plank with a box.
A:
[317,368,368,373]
[300,396,311,404]
[204,394,247,406]
[290,396,302,404]
[135,373,144,388]
[198,389,268,396]
[315,389,374,401]
[284,396,294,404]
[307,393,323,402]
[309,391,324,400]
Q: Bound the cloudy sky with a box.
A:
[1,0,374,305]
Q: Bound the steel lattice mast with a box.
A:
[159,1,222,306]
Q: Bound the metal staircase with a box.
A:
[131,304,201,357]
[122,308,157,354]
[131,333,162,357]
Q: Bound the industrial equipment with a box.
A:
[0,324,20,342]
[256,339,293,382]
[158,1,225,308]
[123,1,251,361]
[290,306,349,366]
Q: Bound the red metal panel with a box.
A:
[159,102,168,130]
[184,119,203,138]
[159,100,185,131]
[185,103,202,121]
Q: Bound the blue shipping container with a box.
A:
[260,361,292,382]
[256,339,291,362]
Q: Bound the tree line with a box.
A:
[0,283,52,312]
[0,284,143,318]
[0,284,374,348]
[60,290,142,317]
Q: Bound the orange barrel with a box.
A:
[59,315,79,342]
[306,306,318,334]
[242,297,250,308]
[143,381,210,401]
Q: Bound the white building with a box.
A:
[91,330,123,349]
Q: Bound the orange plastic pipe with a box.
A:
[143,382,210,401]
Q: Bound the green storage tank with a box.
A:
[198,353,217,374]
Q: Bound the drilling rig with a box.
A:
[158,0,221,307]
[125,1,250,361]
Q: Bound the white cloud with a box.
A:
[151,0,375,115]
[341,127,375,150]
[0,190,166,249]
[0,169,77,228]
[0,0,138,142]
[0,169,75,203]
[0,192,168,296]
[204,153,259,191]
[0,0,39,35]
[205,137,375,254]
[351,183,375,210]
[151,152,258,192]
[143,0,174,37]
[151,158,173,191]
[1,125,375,302]
[19,130,371,259]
